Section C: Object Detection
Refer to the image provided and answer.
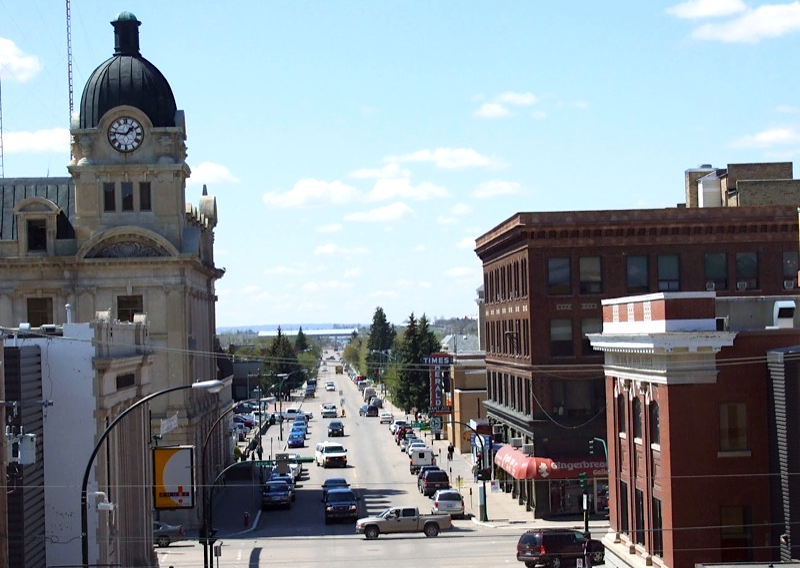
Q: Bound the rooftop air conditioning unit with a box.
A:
[705,281,715,291]
[510,437,523,448]
[521,444,535,456]
[774,300,796,329]
[736,281,748,291]
[784,280,796,290]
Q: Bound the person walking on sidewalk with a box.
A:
[472,463,479,482]
[447,443,454,461]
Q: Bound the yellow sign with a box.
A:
[153,446,194,510]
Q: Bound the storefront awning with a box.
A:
[494,445,557,480]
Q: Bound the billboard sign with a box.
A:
[153,446,194,510]
[424,353,452,415]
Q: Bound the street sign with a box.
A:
[430,416,442,434]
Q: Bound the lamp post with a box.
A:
[447,419,490,522]
[80,379,224,568]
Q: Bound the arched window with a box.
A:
[617,394,626,434]
[650,401,660,445]
[633,398,643,439]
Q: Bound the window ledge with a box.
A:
[717,450,751,458]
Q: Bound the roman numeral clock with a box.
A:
[107,116,144,152]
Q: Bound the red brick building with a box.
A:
[589,292,800,568]
[474,163,800,519]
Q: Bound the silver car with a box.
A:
[431,489,465,519]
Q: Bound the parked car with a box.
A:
[321,477,350,499]
[369,396,383,408]
[431,489,465,519]
[417,465,441,482]
[153,520,184,547]
[233,414,255,428]
[399,436,420,452]
[364,405,379,417]
[323,487,360,523]
[261,480,292,510]
[389,420,409,434]
[516,528,605,568]
[379,411,394,424]
[418,469,450,497]
[406,441,428,455]
[327,420,345,437]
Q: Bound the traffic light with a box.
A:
[589,439,594,455]
[578,472,588,492]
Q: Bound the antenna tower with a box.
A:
[66,0,74,127]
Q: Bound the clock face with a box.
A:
[107,116,144,152]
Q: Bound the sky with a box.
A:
[2,1,800,328]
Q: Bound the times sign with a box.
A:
[423,353,452,415]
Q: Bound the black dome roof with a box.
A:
[79,12,177,129]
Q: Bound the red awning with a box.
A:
[494,445,557,480]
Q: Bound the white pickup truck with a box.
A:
[355,506,452,539]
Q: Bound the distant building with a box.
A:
[590,292,800,568]
[474,162,800,519]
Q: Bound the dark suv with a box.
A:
[418,469,450,496]
[516,529,604,568]
[323,487,360,523]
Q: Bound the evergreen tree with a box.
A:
[366,307,396,380]
[295,327,309,352]
[263,327,304,393]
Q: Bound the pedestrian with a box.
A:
[257,445,263,460]
[447,443,454,461]
[472,463,478,482]
[582,533,592,567]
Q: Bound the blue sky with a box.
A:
[2,1,800,328]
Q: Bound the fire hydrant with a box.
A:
[243,511,250,528]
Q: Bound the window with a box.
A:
[549,319,573,357]
[619,480,629,535]
[103,182,116,212]
[652,498,663,557]
[115,373,135,390]
[719,403,747,452]
[581,318,602,355]
[548,258,571,295]
[633,398,642,440]
[705,253,727,291]
[26,297,53,327]
[634,489,645,545]
[27,219,47,252]
[140,182,152,211]
[579,257,602,294]
[117,295,143,323]
[657,254,680,291]
[735,252,758,290]
[626,256,648,293]
[650,402,660,445]
[121,182,134,211]
[617,394,626,434]
[720,506,752,562]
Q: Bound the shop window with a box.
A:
[26,297,53,327]
[140,182,152,211]
[121,182,134,211]
[117,295,143,323]
[783,251,798,290]
[103,182,116,212]
[719,403,747,452]
[579,257,602,294]
[626,256,648,293]
[27,219,47,252]
[704,253,727,291]
[549,319,573,357]
[548,258,571,295]
[657,254,680,291]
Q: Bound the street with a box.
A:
[156,351,589,567]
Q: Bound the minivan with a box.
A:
[418,469,450,496]
[516,528,604,568]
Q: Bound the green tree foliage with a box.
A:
[390,313,439,414]
[262,327,305,392]
[294,327,309,352]
[366,307,396,380]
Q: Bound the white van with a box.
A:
[315,441,348,468]
[409,447,436,474]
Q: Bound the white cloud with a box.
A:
[444,266,476,277]
[730,127,800,147]
[775,105,800,113]
[531,110,547,120]
[367,178,449,201]
[475,103,510,118]
[473,180,522,198]
[451,203,472,215]
[385,147,504,169]
[262,179,360,208]
[344,201,414,222]
[413,244,426,252]
[317,223,342,233]
[690,3,800,42]
[262,263,316,276]
[496,92,538,105]
[457,237,476,249]
[344,267,361,278]
[349,162,410,179]
[314,243,369,256]
[4,128,69,153]
[188,162,240,186]
[666,0,746,19]
[0,38,42,82]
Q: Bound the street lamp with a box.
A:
[80,379,224,568]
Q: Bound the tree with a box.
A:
[366,307,396,380]
[294,327,309,353]
[263,327,304,392]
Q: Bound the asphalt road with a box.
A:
[156,351,529,567]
